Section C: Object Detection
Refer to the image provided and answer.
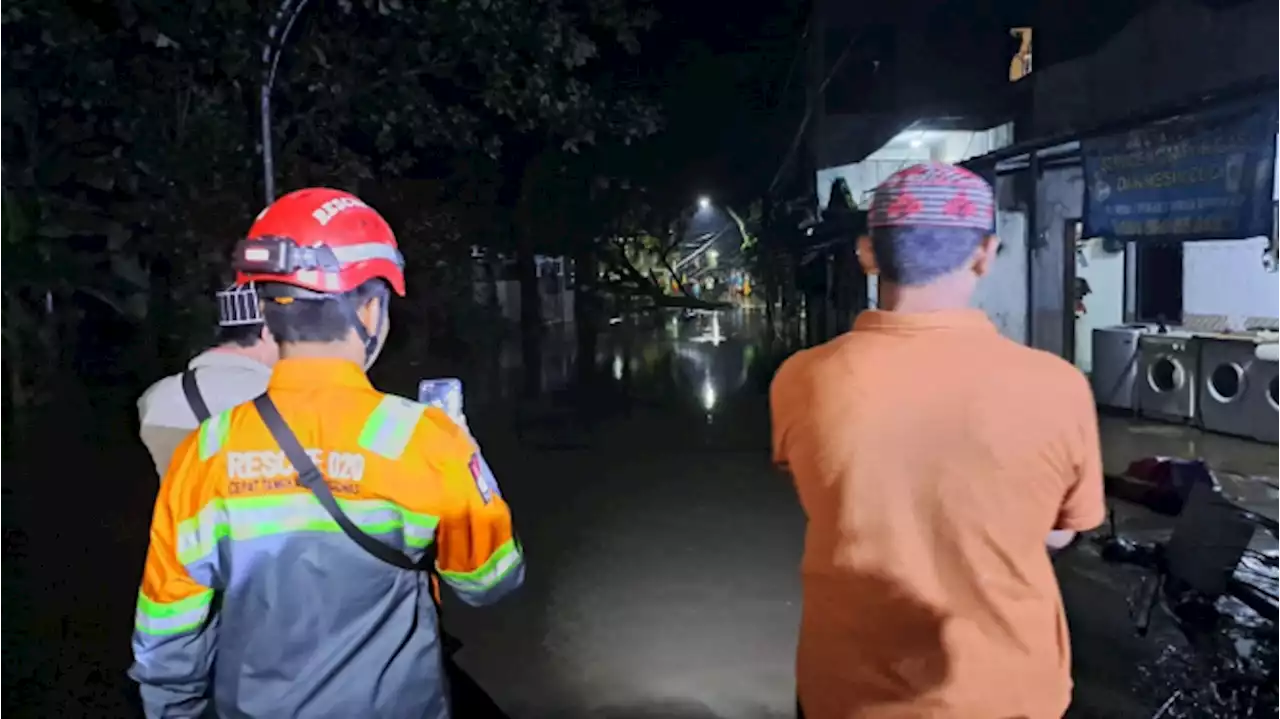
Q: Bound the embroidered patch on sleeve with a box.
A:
[468,453,501,504]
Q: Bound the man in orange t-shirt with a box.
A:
[771,162,1104,719]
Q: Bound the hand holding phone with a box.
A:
[418,378,466,428]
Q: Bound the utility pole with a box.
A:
[261,0,313,206]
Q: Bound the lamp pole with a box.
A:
[260,0,313,206]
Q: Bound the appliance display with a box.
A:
[1137,333,1199,422]
[1244,351,1278,444]
[1091,325,1155,411]
[1196,338,1256,438]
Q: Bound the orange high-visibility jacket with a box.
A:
[129,358,524,718]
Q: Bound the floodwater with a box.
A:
[2,307,1275,718]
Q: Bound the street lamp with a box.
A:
[261,0,313,205]
[697,196,711,211]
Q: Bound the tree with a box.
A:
[4,0,259,403]
[264,0,662,180]
[268,0,662,345]
[1,0,663,411]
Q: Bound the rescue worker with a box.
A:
[136,284,278,478]
[129,188,525,718]
[771,163,1104,719]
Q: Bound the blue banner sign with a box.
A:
[1082,99,1277,242]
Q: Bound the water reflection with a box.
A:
[700,378,717,413]
[622,309,764,418]
[459,308,773,422]
[689,311,726,346]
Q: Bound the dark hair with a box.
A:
[869,225,987,286]
[262,280,388,344]
[215,323,265,348]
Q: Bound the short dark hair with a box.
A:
[215,323,265,348]
[262,280,388,344]
[869,225,987,286]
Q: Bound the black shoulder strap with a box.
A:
[181,370,212,423]
[252,392,458,656]
[253,393,431,572]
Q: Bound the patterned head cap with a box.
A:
[868,162,994,232]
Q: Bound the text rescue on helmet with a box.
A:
[231,198,404,364]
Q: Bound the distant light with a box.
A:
[708,249,719,262]
[697,196,711,210]
[701,379,717,412]
[910,139,923,148]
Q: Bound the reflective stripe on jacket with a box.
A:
[129,358,524,718]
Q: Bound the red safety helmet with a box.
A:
[233,188,406,297]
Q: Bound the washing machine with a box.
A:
[1196,337,1257,438]
[1091,325,1155,410]
[1244,347,1278,443]
[1137,332,1199,422]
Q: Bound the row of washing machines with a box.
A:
[1091,325,1279,443]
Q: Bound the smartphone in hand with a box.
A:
[418,378,465,427]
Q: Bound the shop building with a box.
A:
[963,0,1278,442]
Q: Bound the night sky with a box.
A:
[637,0,805,205]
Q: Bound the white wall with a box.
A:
[972,210,1029,343]
[1183,237,1279,329]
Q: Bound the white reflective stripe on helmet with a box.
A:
[286,270,362,293]
[329,242,404,268]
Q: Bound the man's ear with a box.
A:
[856,235,879,276]
[972,234,1000,277]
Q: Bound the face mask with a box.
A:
[363,329,386,369]
[362,300,391,371]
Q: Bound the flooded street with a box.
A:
[3,307,1275,717]
[438,309,801,719]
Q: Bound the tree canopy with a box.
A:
[1,0,663,405]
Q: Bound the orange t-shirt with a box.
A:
[770,310,1105,719]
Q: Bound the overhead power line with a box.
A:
[774,19,811,110]
[767,26,866,197]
